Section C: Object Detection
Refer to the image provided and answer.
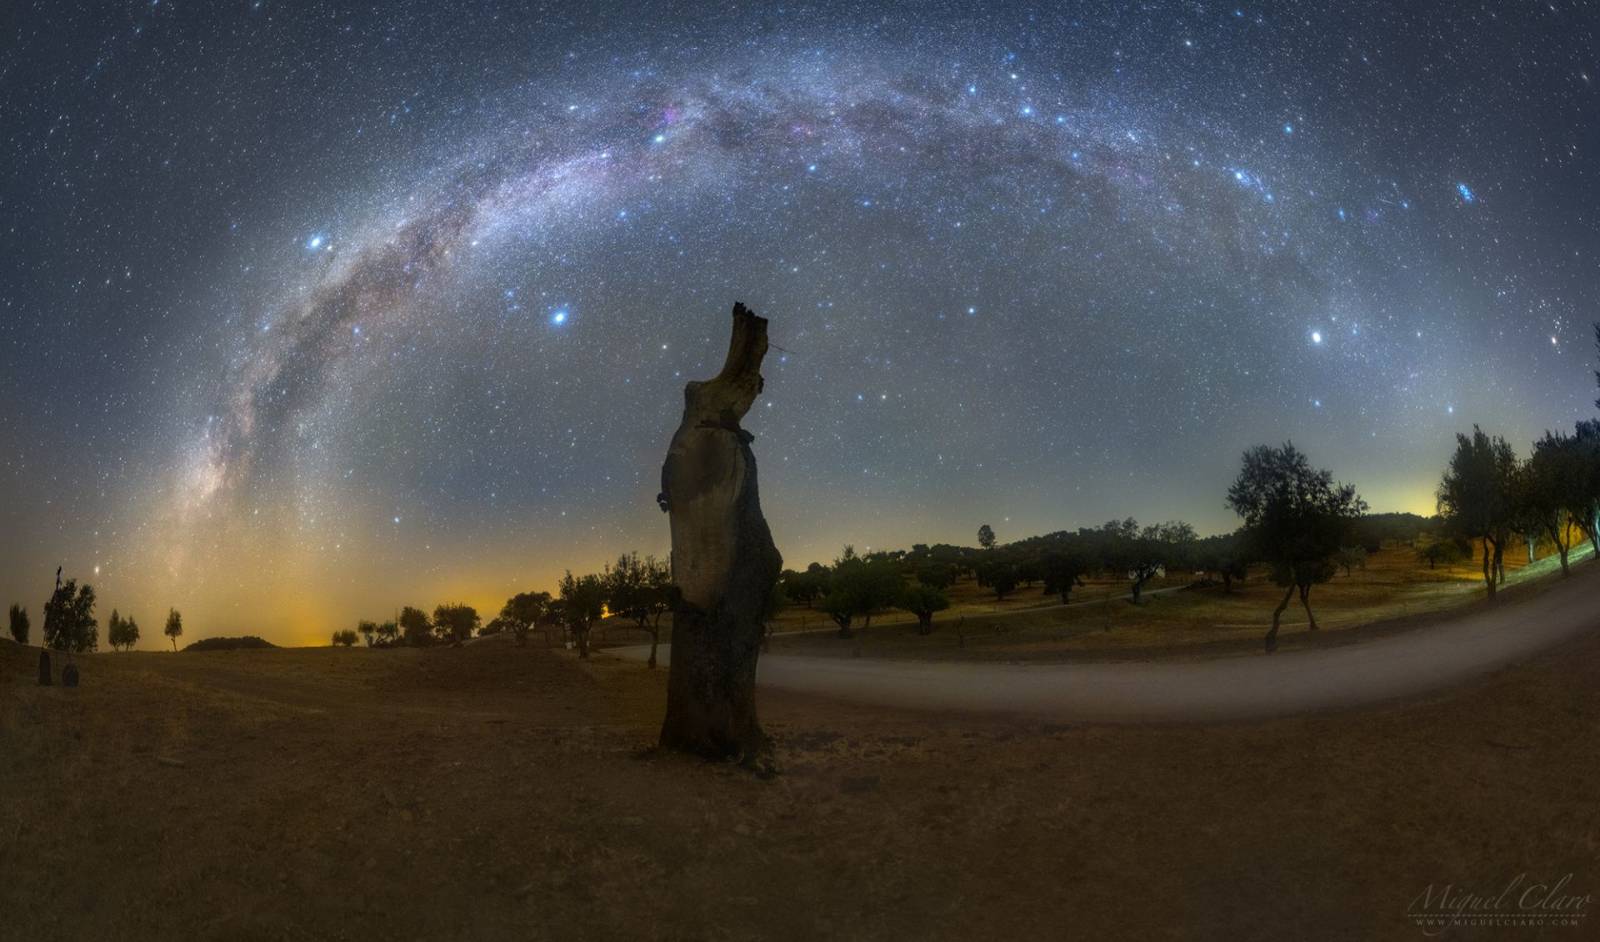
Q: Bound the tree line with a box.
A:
[343,552,678,667]
[775,326,1600,652]
[6,582,185,654]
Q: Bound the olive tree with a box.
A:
[1227,442,1367,653]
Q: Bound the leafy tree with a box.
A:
[1574,419,1600,556]
[1040,548,1093,604]
[974,558,1018,601]
[163,608,183,652]
[1193,534,1250,593]
[897,583,949,635]
[375,620,399,646]
[1416,539,1466,570]
[43,579,98,653]
[1523,430,1591,577]
[1227,442,1367,653]
[1334,545,1368,577]
[107,609,141,651]
[357,620,378,647]
[398,606,432,647]
[603,552,676,664]
[1437,426,1519,597]
[817,551,902,639]
[558,571,607,658]
[915,563,955,590]
[1099,519,1195,604]
[639,557,676,668]
[331,629,358,647]
[432,603,479,646]
[977,523,996,551]
[779,566,828,608]
[7,603,27,645]
[498,590,553,647]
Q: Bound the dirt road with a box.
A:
[611,560,1600,721]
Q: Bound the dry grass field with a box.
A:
[4,596,1599,940]
[761,542,1595,662]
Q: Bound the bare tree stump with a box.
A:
[656,303,783,761]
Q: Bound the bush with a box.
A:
[182,636,277,652]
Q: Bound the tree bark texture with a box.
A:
[657,303,783,760]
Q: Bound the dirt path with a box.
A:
[609,559,1600,722]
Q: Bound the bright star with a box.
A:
[551,308,569,325]
[1456,182,1475,203]
[1311,331,1323,344]
[305,234,326,250]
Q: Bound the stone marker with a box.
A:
[37,649,52,686]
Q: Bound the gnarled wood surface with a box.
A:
[656,303,782,760]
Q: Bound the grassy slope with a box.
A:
[3,618,1598,940]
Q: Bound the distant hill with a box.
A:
[182,636,277,652]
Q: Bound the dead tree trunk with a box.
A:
[657,303,783,761]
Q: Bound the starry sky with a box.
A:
[3,1,1598,646]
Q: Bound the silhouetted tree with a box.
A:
[915,563,956,590]
[375,620,399,646]
[107,609,141,651]
[1099,519,1195,604]
[1437,426,1519,597]
[163,608,183,652]
[1574,419,1600,556]
[604,552,676,664]
[43,579,98,653]
[559,571,606,658]
[779,564,828,608]
[9,603,29,645]
[1334,545,1367,577]
[977,523,996,550]
[1193,534,1250,592]
[331,629,358,647]
[817,549,902,639]
[1417,539,1467,570]
[357,620,378,647]
[897,583,950,635]
[638,557,676,667]
[1227,442,1367,653]
[398,606,431,647]
[1040,548,1093,604]
[1523,430,1590,577]
[499,590,553,648]
[432,604,479,646]
[975,558,1018,601]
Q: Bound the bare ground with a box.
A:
[3,619,1598,940]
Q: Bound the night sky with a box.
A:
[3,2,1597,645]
